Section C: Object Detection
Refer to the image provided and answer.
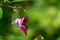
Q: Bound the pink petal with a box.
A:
[22,16,28,23]
[12,18,23,25]
[12,18,20,24]
[20,25,28,35]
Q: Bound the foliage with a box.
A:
[0,0,60,40]
[0,7,3,19]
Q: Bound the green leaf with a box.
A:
[12,0,27,2]
[4,0,7,3]
[0,7,3,19]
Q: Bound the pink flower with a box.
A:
[12,16,28,35]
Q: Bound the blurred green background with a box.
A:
[0,0,60,40]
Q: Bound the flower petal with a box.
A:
[22,16,28,23]
[12,18,22,25]
[20,25,28,35]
